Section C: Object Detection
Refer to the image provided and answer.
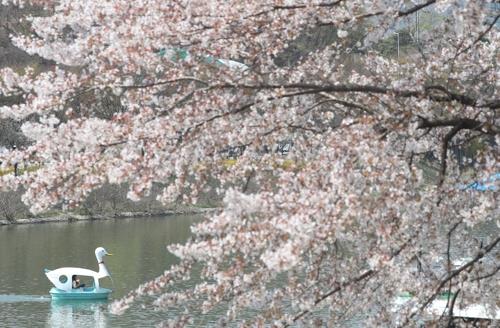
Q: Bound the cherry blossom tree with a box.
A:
[0,0,499,326]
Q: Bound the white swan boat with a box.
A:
[44,247,113,300]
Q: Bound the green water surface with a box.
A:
[0,215,198,327]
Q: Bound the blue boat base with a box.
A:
[49,287,112,300]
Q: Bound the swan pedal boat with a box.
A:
[44,247,113,300]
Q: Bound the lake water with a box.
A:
[0,215,497,327]
[0,215,199,327]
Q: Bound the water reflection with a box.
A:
[49,299,108,328]
[0,294,50,303]
[0,215,199,327]
[1,215,496,326]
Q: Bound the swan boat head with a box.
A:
[44,247,113,296]
[95,247,112,264]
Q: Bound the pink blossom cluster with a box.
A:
[0,0,499,326]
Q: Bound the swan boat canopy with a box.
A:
[44,247,113,300]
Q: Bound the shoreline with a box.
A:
[0,207,218,226]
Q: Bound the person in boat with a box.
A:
[72,275,85,288]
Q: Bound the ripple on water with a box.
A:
[0,294,51,303]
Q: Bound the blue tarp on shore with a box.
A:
[459,173,499,191]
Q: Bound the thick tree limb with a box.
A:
[216,83,499,109]
[416,116,496,185]
[423,85,478,107]
[417,117,483,131]
[438,123,464,185]
[126,80,499,109]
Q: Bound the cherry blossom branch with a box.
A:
[245,0,344,19]
[453,14,500,60]
[301,99,338,115]
[416,116,495,185]
[318,0,437,26]
[287,236,415,326]
[288,124,325,134]
[129,81,403,98]
[423,85,478,107]
[120,77,209,90]
[438,124,463,186]
[157,87,211,117]
[471,266,500,282]
[178,86,495,159]
[1,2,498,326]
[444,222,460,321]
[215,83,498,109]
[318,92,374,114]
[401,236,500,326]
[287,269,376,325]
[118,79,498,110]
[398,0,436,17]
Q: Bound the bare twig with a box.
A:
[446,222,461,275]
[241,169,255,193]
[288,124,325,134]
[444,222,460,324]
[471,266,500,282]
